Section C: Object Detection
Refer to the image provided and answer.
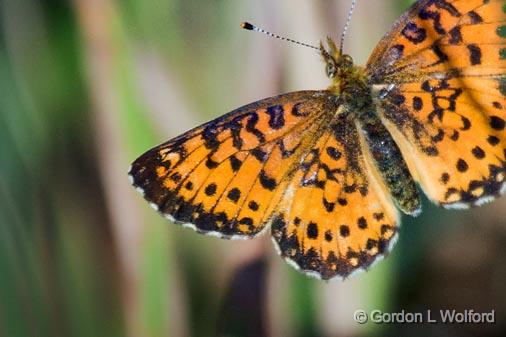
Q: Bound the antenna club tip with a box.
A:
[241,22,254,30]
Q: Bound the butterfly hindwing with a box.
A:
[368,0,506,208]
[129,91,338,238]
[270,109,399,280]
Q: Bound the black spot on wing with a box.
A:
[456,159,469,173]
[202,123,220,150]
[326,147,342,160]
[170,172,182,183]
[402,21,427,44]
[307,222,318,239]
[252,148,268,162]
[206,157,219,169]
[291,102,309,117]
[357,217,368,229]
[205,183,217,196]
[488,135,500,146]
[467,44,482,65]
[471,146,485,159]
[490,116,505,130]
[413,96,423,111]
[448,26,462,45]
[266,105,286,130]
[259,170,277,191]
[467,10,483,24]
[338,198,348,206]
[323,198,335,212]
[245,112,266,143]
[440,172,450,185]
[227,188,241,203]
[339,225,350,237]
[248,201,259,211]
[229,155,243,172]
[324,231,333,242]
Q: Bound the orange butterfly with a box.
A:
[129,0,506,280]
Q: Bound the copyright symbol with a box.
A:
[354,310,368,324]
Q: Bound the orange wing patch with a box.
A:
[129,91,337,238]
[368,0,506,208]
[270,112,399,280]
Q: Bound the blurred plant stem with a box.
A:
[1,0,125,336]
[73,0,185,336]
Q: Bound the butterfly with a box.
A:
[129,0,506,280]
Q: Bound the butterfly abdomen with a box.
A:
[334,75,421,216]
[356,108,421,216]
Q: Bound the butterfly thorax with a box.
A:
[320,38,369,109]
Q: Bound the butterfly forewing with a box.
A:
[129,91,337,238]
[367,0,506,208]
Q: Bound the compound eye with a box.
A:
[326,62,337,78]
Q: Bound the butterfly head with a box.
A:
[320,37,366,95]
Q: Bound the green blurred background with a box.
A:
[1,0,505,336]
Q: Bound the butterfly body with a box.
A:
[130,0,506,280]
[323,37,422,215]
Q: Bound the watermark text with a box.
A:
[353,309,495,324]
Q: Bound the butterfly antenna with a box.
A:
[340,0,357,54]
[241,22,319,51]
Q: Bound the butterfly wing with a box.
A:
[130,90,400,279]
[367,0,506,208]
[270,109,399,280]
[129,91,339,238]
